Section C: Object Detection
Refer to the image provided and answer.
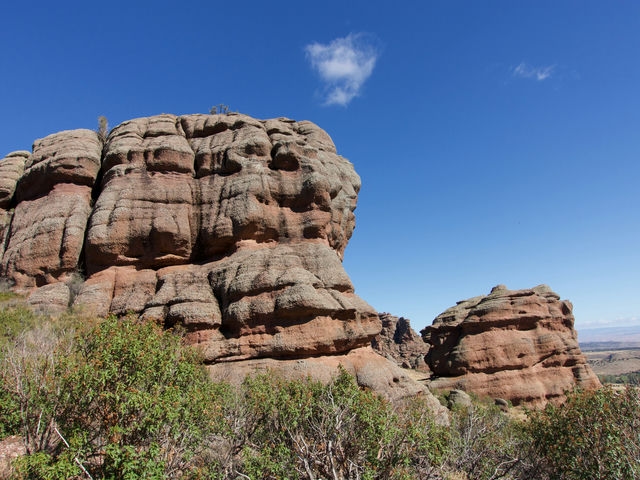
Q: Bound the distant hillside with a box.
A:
[579,324,640,351]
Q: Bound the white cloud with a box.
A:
[512,62,555,81]
[305,33,379,106]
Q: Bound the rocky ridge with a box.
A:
[0,113,445,414]
[422,285,601,406]
[372,313,429,371]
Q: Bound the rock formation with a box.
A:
[422,285,601,406]
[0,113,446,415]
[372,313,429,371]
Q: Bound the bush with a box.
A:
[443,399,545,480]
[4,303,639,479]
[528,386,640,480]
[598,371,640,385]
[233,368,448,480]
[0,387,20,440]
[0,317,76,450]
[1,316,228,479]
[96,116,109,143]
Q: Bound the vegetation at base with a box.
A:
[598,371,640,385]
[0,305,638,479]
[527,385,640,479]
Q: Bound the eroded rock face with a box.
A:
[0,113,439,404]
[1,131,101,289]
[84,114,358,274]
[372,313,430,371]
[422,285,601,406]
[0,151,28,261]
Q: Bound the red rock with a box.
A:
[26,282,71,315]
[422,285,601,407]
[372,313,430,371]
[16,129,101,202]
[1,130,101,290]
[2,183,94,290]
[0,151,28,208]
[0,113,431,409]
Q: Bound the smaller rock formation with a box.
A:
[422,285,601,407]
[447,389,472,410]
[372,313,429,371]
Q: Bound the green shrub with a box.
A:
[0,305,40,351]
[528,386,640,480]
[443,400,544,480]
[0,388,20,440]
[233,368,448,479]
[0,306,41,440]
[5,303,639,480]
[1,315,228,479]
[598,371,640,385]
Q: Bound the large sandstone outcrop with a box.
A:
[422,285,601,406]
[0,113,446,413]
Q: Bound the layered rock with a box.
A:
[1,131,101,290]
[372,313,429,371]
[0,113,447,410]
[71,113,379,362]
[0,151,29,261]
[422,285,601,406]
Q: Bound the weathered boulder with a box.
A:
[26,282,71,315]
[16,129,101,202]
[75,243,380,363]
[372,313,429,370]
[447,389,472,410]
[73,113,378,363]
[422,285,601,406]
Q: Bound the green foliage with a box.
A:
[12,451,80,480]
[0,387,20,439]
[598,371,640,385]
[235,367,448,479]
[445,401,543,479]
[0,305,40,351]
[1,315,226,479]
[0,291,19,302]
[3,302,640,479]
[0,314,77,449]
[528,386,640,479]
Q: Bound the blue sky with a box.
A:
[1,1,638,332]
